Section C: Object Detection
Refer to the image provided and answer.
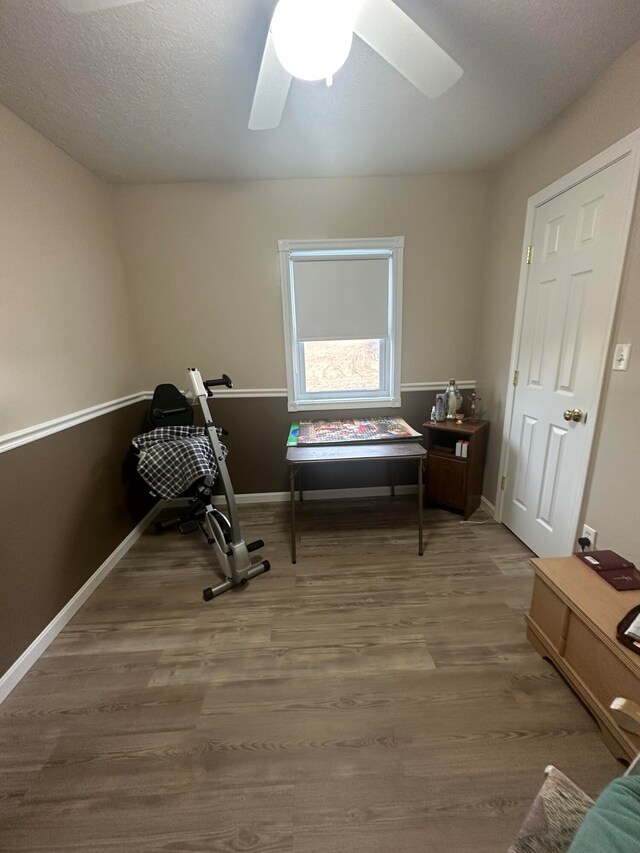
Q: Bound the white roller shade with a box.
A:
[292,256,391,341]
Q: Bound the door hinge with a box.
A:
[513,369,519,387]
[526,245,533,265]
[501,475,507,491]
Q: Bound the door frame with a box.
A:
[495,127,640,551]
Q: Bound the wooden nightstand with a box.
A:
[422,419,489,519]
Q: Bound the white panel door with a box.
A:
[502,155,635,557]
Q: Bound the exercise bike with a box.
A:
[149,368,270,601]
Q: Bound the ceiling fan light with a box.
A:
[271,0,354,82]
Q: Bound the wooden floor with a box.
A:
[0,499,620,852]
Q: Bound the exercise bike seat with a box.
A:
[132,383,226,501]
[148,384,193,429]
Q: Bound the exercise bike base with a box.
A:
[203,560,271,601]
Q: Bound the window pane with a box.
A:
[303,340,381,393]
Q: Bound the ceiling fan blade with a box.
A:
[249,30,293,131]
[354,0,463,99]
[58,0,145,13]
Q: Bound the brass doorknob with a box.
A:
[563,408,584,422]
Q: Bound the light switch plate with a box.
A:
[612,343,632,371]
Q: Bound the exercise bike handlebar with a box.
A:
[186,368,232,402]
[152,405,190,419]
[205,374,233,390]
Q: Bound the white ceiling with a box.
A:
[1,0,640,183]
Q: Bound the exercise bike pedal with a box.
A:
[247,539,265,553]
[154,516,180,533]
[178,519,200,535]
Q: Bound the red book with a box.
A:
[576,550,640,590]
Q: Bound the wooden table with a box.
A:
[285,442,427,563]
[527,555,640,760]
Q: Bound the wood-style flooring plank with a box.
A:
[0,499,621,852]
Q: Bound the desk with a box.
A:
[285,442,427,563]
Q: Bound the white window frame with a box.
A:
[278,236,404,412]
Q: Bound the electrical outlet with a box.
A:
[581,524,597,549]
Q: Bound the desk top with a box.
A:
[286,442,426,465]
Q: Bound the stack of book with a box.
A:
[576,550,640,590]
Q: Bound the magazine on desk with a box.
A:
[576,550,640,591]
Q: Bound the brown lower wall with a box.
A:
[0,401,153,676]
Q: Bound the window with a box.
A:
[278,237,404,411]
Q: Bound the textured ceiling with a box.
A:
[1,0,640,183]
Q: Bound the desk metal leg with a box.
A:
[289,466,299,564]
[418,459,424,556]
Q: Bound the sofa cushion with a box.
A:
[568,775,640,852]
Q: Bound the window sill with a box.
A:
[288,396,401,413]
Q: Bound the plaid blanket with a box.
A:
[132,426,227,500]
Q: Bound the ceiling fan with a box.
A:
[250,0,462,130]
[58,0,463,131]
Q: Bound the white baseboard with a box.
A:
[0,503,160,705]
[216,491,289,505]
[211,484,419,505]
[302,484,418,501]
[480,496,496,518]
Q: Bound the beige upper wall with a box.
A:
[479,38,640,561]
[112,174,488,393]
[0,103,140,436]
